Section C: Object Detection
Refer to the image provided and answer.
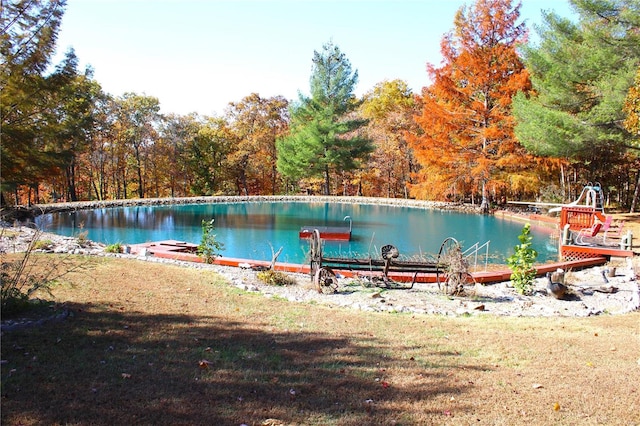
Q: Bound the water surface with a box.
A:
[35,202,557,264]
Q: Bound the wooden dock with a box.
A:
[126,239,612,284]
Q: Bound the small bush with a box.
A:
[1,227,93,318]
[197,219,224,264]
[256,270,297,286]
[33,239,53,250]
[506,223,538,295]
[105,243,122,253]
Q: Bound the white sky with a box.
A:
[53,0,576,116]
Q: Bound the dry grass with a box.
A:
[1,255,639,426]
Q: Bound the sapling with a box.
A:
[197,219,224,264]
[506,223,538,295]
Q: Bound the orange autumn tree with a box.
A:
[409,0,537,211]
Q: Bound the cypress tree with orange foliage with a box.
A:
[409,0,542,211]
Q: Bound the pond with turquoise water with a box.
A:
[35,201,558,265]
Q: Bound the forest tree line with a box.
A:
[2,0,639,211]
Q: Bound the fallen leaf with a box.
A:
[553,402,561,411]
[121,373,131,379]
[532,383,543,389]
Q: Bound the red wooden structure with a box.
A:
[559,206,606,231]
[559,206,633,261]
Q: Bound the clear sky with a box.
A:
[53,0,576,117]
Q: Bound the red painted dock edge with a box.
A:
[128,241,611,285]
[299,226,351,241]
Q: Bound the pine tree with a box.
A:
[276,41,373,195]
[513,0,640,202]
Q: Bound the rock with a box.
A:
[2,224,638,318]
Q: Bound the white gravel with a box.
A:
[2,225,639,318]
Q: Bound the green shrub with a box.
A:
[33,239,53,250]
[506,223,538,295]
[197,219,224,264]
[256,269,297,286]
[105,243,122,253]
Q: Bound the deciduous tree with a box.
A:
[624,67,640,211]
[186,116,234,195]
[409,0,535,211]
[0,0,67,204]
[44,49,101,201]
[226,94,289,195]
[160,113,200,197]
[360,80,418,197]
[115,93,161,198]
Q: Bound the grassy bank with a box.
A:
[1,255,639,425]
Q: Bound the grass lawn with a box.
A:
[1,255,639,425]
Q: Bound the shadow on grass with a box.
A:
[1,302,486,425]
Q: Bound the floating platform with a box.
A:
[128,240,198,261]
[299,226,351,241]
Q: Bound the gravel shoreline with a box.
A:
[2,224,639,318]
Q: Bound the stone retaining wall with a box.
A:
[21,195,479,217]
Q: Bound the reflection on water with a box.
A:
[35,202,558,265]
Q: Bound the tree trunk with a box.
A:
[560,163,566,200]
[134,146,144,198]
[122,169,127,199]
[630,169,640,213]
[66,161,78,202]
[324,166,331,195]
[480,180,490,214]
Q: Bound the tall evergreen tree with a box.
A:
[276,41,373,195]
[513,0,640,205]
